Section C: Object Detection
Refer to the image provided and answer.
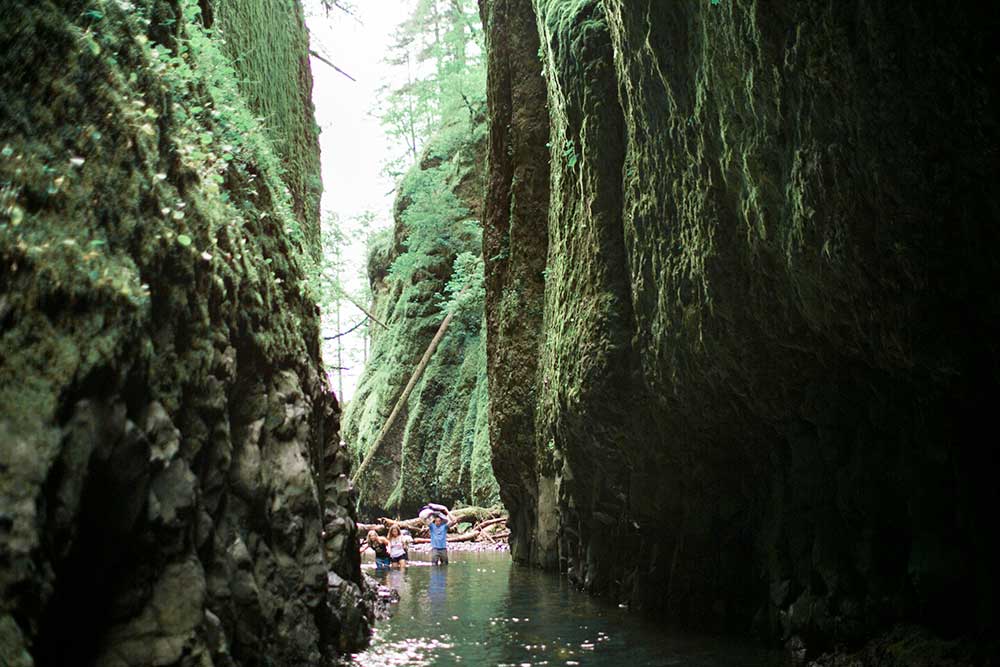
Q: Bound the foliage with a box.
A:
[375,0,486,177]
[342,104,493,513]
[0,0,321,442]
[388,168,472,283]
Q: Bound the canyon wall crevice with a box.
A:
[482,0,1000,659]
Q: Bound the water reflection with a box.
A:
[352,551,783,666]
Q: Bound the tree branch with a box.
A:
[337,288,388,329]
[309,49,357,82]
[323,317,369,341]
[326,1,362,23]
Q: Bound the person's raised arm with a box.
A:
[446,510,457,527]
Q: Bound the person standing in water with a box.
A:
[424,505,456,565]
[360,530,391,570]
[387,524,408,569]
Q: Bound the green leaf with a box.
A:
[176,234,192,247]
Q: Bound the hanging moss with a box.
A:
[212,0,322,253]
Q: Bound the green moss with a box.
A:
[342,108,497,514]
[0,0,341,660]
[212,0,322,253]
[0,0,320,471]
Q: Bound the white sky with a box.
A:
[305,1,411,403]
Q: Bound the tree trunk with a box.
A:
[352,295,462,483]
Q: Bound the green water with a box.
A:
[352,550,784,666]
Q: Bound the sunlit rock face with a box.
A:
[482,0,999,657]
[0,2,369,665]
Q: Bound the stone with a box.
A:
[0,3,371,664]
[480,0,1000,652]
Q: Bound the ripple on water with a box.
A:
[351,551,785,667]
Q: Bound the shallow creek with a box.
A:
[351,550,784,666]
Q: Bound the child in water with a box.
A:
[360,530,391,570]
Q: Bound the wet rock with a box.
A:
[148,459,196,526]
[0,2,371,664]
[481,0,1000,653]
[97,558,206,667]
[141,402,180,465]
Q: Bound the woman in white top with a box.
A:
[387,524,408,569]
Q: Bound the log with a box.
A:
[357,506,505,538]
[411,529,480,544]
[474,517,507,531]
[352,294,464,484]
[377,517,429,534]
[450,506,505,523]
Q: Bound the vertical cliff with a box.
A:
[0,2,369,665]
[482,0,999,659]
[478,0,552,566]
[342,111,500,515]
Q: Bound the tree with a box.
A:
[374,0,485,177]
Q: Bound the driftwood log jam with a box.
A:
[357,507,508,545]
[412,529,481,545]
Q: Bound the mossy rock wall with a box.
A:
[482,0,1000,657]
[478,0,552,566]
[210,0,322,252]
[342,112,499,516]
[0,2,369,665]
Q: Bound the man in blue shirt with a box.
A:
[426,506,456,565]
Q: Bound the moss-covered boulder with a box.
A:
[0,1,369,664]
[343,110,500,516]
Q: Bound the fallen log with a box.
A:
[474,517,507,531]
[352,291,465,485]
[411,529,481,544]
[358,507,506,540]
[374,517,429,534]
[451,506,505,523]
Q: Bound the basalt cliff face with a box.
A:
[0,2,369,666]
[481,0,999,660]
[343,112,500,516]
